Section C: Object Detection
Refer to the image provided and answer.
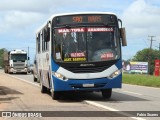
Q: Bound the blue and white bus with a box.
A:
[36,12,127,100]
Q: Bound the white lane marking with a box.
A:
[122,90,142,96]
[85,100,118,111]
[123,83,160,90]
[7,74,40,87]
[85,101,146,120]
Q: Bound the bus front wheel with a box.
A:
[40,83,47,93]
[51,91,60,100]
[33,75,37,82]
[101,89,112,99]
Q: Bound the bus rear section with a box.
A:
[36,12,127,100]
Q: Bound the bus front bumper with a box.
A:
[52,74,122,91]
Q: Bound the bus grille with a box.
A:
[65,65,112,73]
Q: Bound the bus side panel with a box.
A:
[37,52,51,88]
[42,52,51,88]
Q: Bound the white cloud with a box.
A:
[0,0,53,13]
[0,11,44,33]
[120,0,160,59]
[2,0,160,60]
[122,0,160,39]
[0,0,131,33]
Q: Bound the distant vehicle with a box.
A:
[33,58,38,82]
[36,12,127,100]
[4,49,29,74]
[28,64,33,74]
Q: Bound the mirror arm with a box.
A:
[118,19,122,28]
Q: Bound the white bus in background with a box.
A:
[4,49,29,74]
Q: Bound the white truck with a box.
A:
[4,49,28,74]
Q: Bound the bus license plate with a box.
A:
[83,84,94,87]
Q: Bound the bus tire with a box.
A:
[24,72,27,75]
[33,76,37,82]
[40,83,47,93]
[101,88,112,99]
[51,91,60,100]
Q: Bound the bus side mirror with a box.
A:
[120,28,127,46]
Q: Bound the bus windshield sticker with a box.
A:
[72,57,86,61]
[70,52,85,58]
[64,57,86,62]
[100,52,114,60]
[64,58,72,62]
[56,52,61,59]
[87,27,113,32]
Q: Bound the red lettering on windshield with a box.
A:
[101,52,114,60]
[70,52,85,58]
[87,27,113,32]
[58,28,85,33]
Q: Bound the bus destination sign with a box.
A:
[54,14,117,25]
[72,16,102,23]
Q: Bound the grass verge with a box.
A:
[122,74,160,88]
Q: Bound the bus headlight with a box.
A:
[108,69,121,79]
[52,72,68,81]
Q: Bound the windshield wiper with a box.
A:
[64,25,71,28]
[54,24,71,29]
[99,23,116,27]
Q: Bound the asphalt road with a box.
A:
[0,70,160,120]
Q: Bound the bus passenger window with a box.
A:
[37,33,41,53]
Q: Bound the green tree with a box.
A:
[132,48,160,75]
[0,48,7,68]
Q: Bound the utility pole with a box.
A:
[28,46,30,66]
[148,36,156,74]
[148,36,156,50]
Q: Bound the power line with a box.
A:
[143,39,149,48]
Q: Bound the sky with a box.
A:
[0,0,160,63]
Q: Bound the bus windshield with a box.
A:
[54,27,120,62]
[11,54,27,61]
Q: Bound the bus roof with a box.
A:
[36,12,117,34]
